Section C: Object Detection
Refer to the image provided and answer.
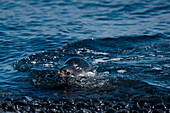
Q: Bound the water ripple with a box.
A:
[0,0,169,100]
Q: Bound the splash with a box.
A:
[13,34,170,89]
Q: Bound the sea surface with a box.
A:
[0,0,169,107]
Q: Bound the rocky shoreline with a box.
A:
[0,95,169,113]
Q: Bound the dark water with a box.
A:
[0,0,169,105]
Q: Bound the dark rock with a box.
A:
[64,99,75,106]
[53,99,60,104]
[40,109,46,113]
[50,103,60,109]
[14,104,22,111]
[23,105,31,112]
[7,105,16,112]
[116,109,130,113]
[129,109,139,113]
[132,102,141,111]
[14,100,28,106]
[1,103,9,111]
[152,109,164,113]
[62,99,76,110]
[1,102,15,112]
[0,94,168,113]
[117,102,127,109]
[56,108,65,113]
[23,96,33,102]
[102,99,116,105]
[56,103,64,108]
[154,103,166,111]
[49,108,58,113]
[113,102,126,110]
[30,100,40,107]
[166,109,170,113]
[102,105,110,111]
[79,108,92,113]
[106,108,116,113]
[34,108,42,112]
[4,98,13,102]
[0,107,4,112]
[94,104,101,112]
[40,101,50,106]
[40,107,47,113]
[142,102,151,109]
[63,103,72,110]
[65,108,76,113]
[76,101,85,109]
[165,103,170,108]
[98,100,105,106]
[140,108,151,113]
[85,99,94,107]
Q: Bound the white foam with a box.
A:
[110,58,123,61]
[87,71,96,77]
[148,54,155,56]
[137,55,145,58]
[76,48,109,55]
[117,70,127,74]
[92,59,107,64]
[92,57,124,64]
[151,67,162,70]
[31,61,36,64]
[43,64,54,67]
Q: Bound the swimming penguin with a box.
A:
[56,57,90,77]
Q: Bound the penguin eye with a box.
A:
[67,72,70,75]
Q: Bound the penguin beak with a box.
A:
[56,72,64,76]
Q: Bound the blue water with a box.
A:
[0,0,169,99]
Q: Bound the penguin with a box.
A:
[56,57,90,77]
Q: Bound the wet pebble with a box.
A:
[0,107,4,112]
[40,101,51,106]
[106,107,116,113]
[76,101,85,109]
[30,100,40,107]
[23,96,33,102]
[116,109,130,113]
[22,106,31,112]
[1,102,16,112]
[0,96,168,112]
[79,108,92,113]
[112,102,127,110]
[153,103,166,111]
[34,108,42,112]
[14,100,28,106]
[64,99,75,106]
[132,102,141,111]
[152,109,164,113]
[4,97,13,102]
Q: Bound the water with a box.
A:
[0,0,169,101]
